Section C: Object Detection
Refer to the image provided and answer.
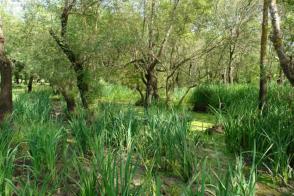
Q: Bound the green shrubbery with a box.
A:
[191,84,294,181]
[190,84,257,112]
[90,80,139,104]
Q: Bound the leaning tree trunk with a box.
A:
[269,0,294,85]
[60,89,76,113]
[49,0,89,109]
[0,19,12,122]
[259,0,270,111]
[74,62,89,109]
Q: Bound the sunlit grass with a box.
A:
[0,84,292,195]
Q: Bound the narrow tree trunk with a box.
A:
[60,90,76,113]
[269,0,294,85]
[49,0,89,109]
[0,58,12,122]
[135,84,145,105]
[165,78,171,105]
[15,73,20,84]
[0,19,12,122]
[277,67,284,84]
[27,76,33,93]
[151,75,159,101]
[74,62,89,109]
[228,48,234,84]
[144,67,159,106]
[49,32,89,110]
[145,70,153,107]
[259,0,269,111]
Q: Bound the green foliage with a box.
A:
[14,90,53,123]
[190,85,257,112]
[137,108,199,181]
[27,123,64,179]
[0,121,17,195]
[91,80,139,104]
[217,84,294,181]
[4,88,294,194]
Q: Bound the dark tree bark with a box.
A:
[259,0,270,111]
[145,70,153,106]
[50,0,89,109]
[228,44,235,84]
[27,76,33,93]
[269,0,294,85]
[227,27,239,84]
[12,60,25,85]
[0,19,12,122]
[138,0,179,107]
[277,67,284,84]
[60,89,76,113]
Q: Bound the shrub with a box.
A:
[218,84,294,181]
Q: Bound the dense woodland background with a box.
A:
[0,0,293,195]
[0,0,292,107]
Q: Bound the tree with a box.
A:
[0,18,12,122]
[269,0,294,85]
[259,0,270,110]
[49,0,91,109]
[127,0,180,106]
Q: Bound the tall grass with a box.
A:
[91,81,139,104]
[27,123,64,179]
[0,120,17,195]
[190,84,257,112]
[137,108,199,181]
[192,84,294,181]
[13,90,53,123]
[3,86,291,194]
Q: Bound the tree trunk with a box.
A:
[74,62,89,109]
[60,90,76,113]
[269,0,294,85]
[144,68,159,106]
[151,74,159,101]
[49,0,89,109]
[277,67,284,84]
[28,76,33,93]
[145,70,153,106]
[228,45,235,84]
[15,72,20,84]
[0,58,12,122]
[259,0,269,111]
[49,30,89,110]
[0,19,12,122]
[135,84,145,105]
